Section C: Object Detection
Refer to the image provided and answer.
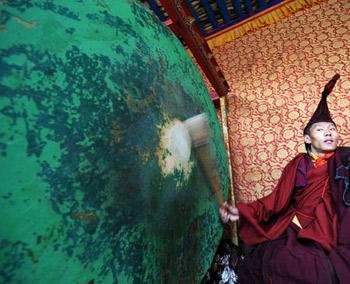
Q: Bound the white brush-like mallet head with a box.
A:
[184,113,210,148]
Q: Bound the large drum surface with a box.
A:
[0,1,229,283]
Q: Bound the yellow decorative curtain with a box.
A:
[206,0,327,49]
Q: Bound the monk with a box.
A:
[220,74,350,284]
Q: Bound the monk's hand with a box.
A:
[219,202,239,223]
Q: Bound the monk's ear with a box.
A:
[304,134,311,144]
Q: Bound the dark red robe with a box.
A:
[236,147,350,284]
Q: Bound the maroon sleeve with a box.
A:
[237,154,305,244]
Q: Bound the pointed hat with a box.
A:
[303,74,340,134]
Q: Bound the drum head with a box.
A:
[0,1,229,283]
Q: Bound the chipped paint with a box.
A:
[11,15,36,29]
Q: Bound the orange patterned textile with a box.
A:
[210,0,350,203]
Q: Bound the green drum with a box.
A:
[0,1,229,283]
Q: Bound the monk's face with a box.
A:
[304,122,339,156]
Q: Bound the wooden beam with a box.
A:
[159,0,229,98]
